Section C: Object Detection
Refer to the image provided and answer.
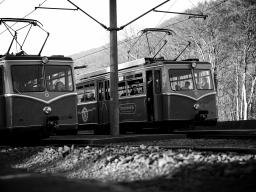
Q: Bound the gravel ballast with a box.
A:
[1,138,256,192]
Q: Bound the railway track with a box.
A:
[1,144,256,155]
[1,130,256,144]
[1,133,256,192]
[174,129,256,139]
[1,131,256,154]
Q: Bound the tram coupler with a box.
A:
[195,110,208,121]
[45,116,59,135]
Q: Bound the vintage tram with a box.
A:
[76,57,218,134]
[0,55,78,138]
[0,18,78,139]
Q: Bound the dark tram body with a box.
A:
[76,57,217,133]
[0,55,78,138]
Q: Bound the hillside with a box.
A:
[70,47,110,76]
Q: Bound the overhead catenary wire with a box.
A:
[74,0,175,61]
[118,0,171,31]
[188,0,203,14]
[0,0,48,35]
[74,17,191,61]
[203,0,228,12]
[16,23,31,32]
[162,17,191,29]
[74,0,207,61]
[133,0,205,39]
[128,0,178,59]
[155,0,178,28]
[0,0,5,5]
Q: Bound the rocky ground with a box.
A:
[1,139,256,192]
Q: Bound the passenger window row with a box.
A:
[77,72,145,103]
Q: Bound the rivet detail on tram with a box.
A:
[195,91,198,96]
[42,56,49,64]
[43,106,52,115]
[45,93,49,97]
[192,62,197,68]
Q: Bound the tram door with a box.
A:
[98,80,110,125]
[153,70,163,121]
[146,70,163,122]
[146,71,154,121]
[0,66,5,128]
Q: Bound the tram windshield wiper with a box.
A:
[13,84,22,95]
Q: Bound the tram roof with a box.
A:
[0,55,73,62]
[76,57,210,83]
[76,58,148,83]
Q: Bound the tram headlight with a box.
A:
[194,103,200,110]
[192,62,197,68]
[42,56,49,64]
[43,106,52,115]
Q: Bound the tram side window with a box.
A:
[154,70,161,94]
[0,67,3,95]
[169,69,194,91]
[45,66,73,92]
[194,69,213,90]
[77,85,85,103]
[98,82,104,101]
[105,80,110,100]
[84,83,96,102]
[127,73,144,96]
[118,80,126,97]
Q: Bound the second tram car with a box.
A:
[0,55,78,138]
[76,57,217,133]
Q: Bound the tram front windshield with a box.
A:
[169,69,213,91]
[12,65,74,92]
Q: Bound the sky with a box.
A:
[0,0,206,57]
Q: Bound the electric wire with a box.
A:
[0,0,5,5]
[75,0,177,61]
[73,47,109,60]
[203,0,227,12]
[16,23,31,32]
[74,17,191,61]
[188,0,203,14]
[74,1,203,61]
[0,0,48,35]
[155,0,178,28]
[127,0,177,59]
[0,0,208,61]
[162,17,191,29]
[0,0,224,61]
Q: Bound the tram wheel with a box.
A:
[158,122,174,134]
[94,125,110,135]
[67,129,78,135]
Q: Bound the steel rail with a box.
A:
[1,142,256,155]
[174,130,256,139]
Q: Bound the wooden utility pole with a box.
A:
[109,0,119,136]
